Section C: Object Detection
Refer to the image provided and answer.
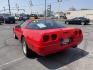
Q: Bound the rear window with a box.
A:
[27,20,65,30]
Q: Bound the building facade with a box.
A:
[54,12,65,19]
[66,10,93,20]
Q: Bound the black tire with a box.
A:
[81,22,85,25]
[13,21,15,24]
[21,37,36,57]
[85,22,88,25]
[65,21,69,24]
[73,46,77,48]
[14,33,18,39]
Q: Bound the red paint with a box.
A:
[13,20,83,56]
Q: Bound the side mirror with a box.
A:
[15,25,21,28]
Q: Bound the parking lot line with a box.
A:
[0,56,25,68]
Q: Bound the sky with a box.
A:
[0,0,93,14]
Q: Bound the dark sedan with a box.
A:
[0,16,4,24]
[65,17,90,25]
[4,16,15,24]
[21,15,29,21]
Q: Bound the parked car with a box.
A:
[15,16,20,21]
[13,19,83,57]
[0,16,4,24]
[65,17,90,25]
[21,15,29,21]
[15,15,29,21]
[30,14,38,19]
[4,16,15,24]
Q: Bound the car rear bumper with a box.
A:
[34,36,83,56]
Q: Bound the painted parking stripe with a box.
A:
[0,56,25,68]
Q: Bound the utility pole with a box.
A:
[15,3,19,14]
[29,0,33,14]
[8,0,11,15]
[3,7,6,14]
[47,4,51,17]
[45,0,46,20]
[57,0,62,19]
[58,0,62,12]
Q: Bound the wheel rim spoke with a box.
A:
[14,33,15,38]
[23,41,27,54]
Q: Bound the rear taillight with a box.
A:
[74,31,78,35]
[79,30,82,34]
[74,30,82,36]
[43,35,49,42]
[51,34,57,40]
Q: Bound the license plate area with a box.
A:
[60,38,71,45]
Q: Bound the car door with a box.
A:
[72,18,80,24]
[15,21,25,40]
[69,18,76,24]
[14,25,22,40]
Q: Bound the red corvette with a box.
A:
[13,19,83,57]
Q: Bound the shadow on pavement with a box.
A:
[36,48,88,70]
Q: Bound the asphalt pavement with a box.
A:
[0,23,93,70]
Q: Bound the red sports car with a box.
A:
[13,19,83,57]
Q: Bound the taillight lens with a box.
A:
[74,31,78,35]
[74,30,82,36]
[51,34,57,40]
[79,30,82,34]
[43,35,49,42]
